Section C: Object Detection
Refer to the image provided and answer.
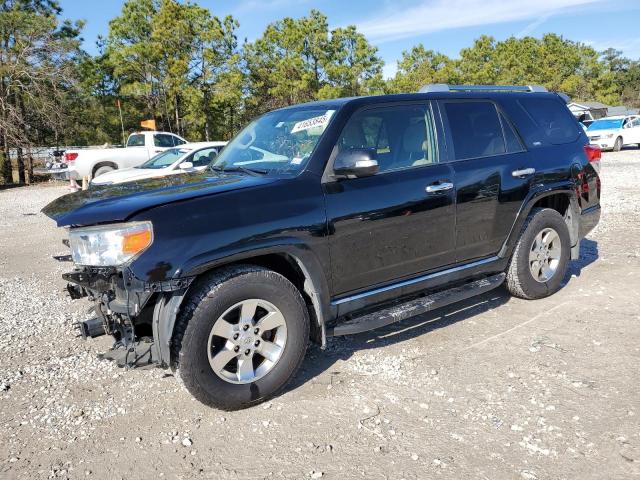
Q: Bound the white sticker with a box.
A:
[291,110,334,134]
[291,157,304,165]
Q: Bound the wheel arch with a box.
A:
[151,247,331,368]
[92,161,118,178]
[499,185,580,261]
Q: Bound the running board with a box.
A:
[330,273,505,336]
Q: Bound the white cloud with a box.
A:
[516,13,553,38]
[356,0,604,43]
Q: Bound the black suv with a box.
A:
[44,84,601,410]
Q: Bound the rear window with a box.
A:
[444,101,506,160]
[518,97,580,145]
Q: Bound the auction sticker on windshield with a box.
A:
[291,110,335,134]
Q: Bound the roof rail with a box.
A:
[419,84,548,93]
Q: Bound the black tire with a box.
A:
[93,165,115,178]
[172,265,310,410]
[613,137,623,152]
[505,208,570,300]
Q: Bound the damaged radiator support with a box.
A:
[330,273,506,336]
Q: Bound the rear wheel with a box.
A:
[172,266,310,410]
[505,208,570,299]
[613,137,623,152]
[93,165,115,178]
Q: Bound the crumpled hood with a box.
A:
[42,171,279,227]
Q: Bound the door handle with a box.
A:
[512,167,535,177]
[425,182,454,193]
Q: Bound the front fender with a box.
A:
[181,239,332,332]
[151,242,332,367]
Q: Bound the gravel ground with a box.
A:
[1,150,639,479]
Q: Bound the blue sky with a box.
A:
[59,0,640,79]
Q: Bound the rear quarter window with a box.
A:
[518,97,580,145]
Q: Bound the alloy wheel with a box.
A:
[528,227,562,282]
[207,299,287,384]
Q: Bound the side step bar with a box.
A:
[330,273,505,336]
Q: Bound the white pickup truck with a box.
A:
[64,131,187,180]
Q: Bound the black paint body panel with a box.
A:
[44,90,600,331]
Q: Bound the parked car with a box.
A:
[64,131,188,181]
[43,85,601,410]
[586,115,640,151]
[91,142,227,186]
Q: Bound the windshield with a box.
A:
[211,108,336,175]
[137,148,191,169]
[588,119,624,131]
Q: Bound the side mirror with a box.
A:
[333,148,379,178]
[179,161,194,170]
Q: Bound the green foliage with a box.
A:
[389,34,640,107]
[387,44,459,93]
[244,10,383,113]
[0,0,83,183]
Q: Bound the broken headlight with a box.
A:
[68,221,153,266]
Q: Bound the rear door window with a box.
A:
[443,101,506,160]
[518,97,580,145]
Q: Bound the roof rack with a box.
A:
[419,84,548,93]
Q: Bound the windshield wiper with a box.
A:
[210,165,268,176]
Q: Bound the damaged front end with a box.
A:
[63,259,194,367]
[51,218,195,368]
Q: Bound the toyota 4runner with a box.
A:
[43,84,601,410]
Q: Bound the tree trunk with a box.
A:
[16,146,25,184]
[203,88,210,142]
[1,131,11,184]
[0,69,11,183]
[174,94,180,137]
[26,146,33,184]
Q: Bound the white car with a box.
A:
[586,115,640,151]
[91,142,227,186]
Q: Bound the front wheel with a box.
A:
[172,266,310,410]
[505,208,570,300]
[613,137,623,152]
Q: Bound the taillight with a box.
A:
[64,152,78,162]
[584,144,601,174]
